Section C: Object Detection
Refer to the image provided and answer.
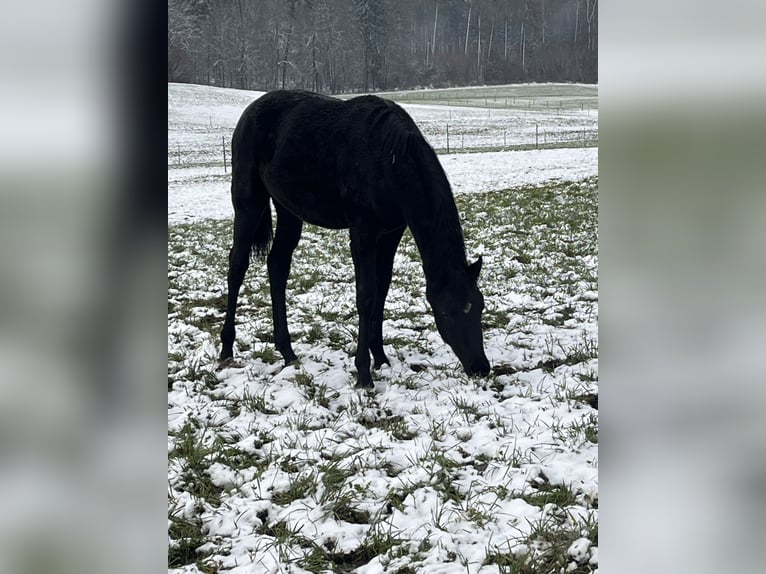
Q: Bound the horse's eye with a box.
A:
[463,302,472,314]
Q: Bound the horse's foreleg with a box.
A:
[350,227,379,389]
[268,205,303,365]
[220,212,259,362]
[370,226,406,369]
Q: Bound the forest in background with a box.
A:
[168,0,597,94]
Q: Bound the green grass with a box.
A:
[168,514,217,572]
[271,472,318,505]
[484,511,598,574]
[378,415,419,441]
[519,483,578,508]
[241,390,279,415]
[251,345,280,364]
[167,176,598,571]
[168,421,223,506]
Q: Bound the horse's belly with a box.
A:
[262,163,402,230]
[287,202,349,229]
[266,178,350,229]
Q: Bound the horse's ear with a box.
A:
[468,256,482,282]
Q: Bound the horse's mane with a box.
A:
[357,97,470,279]
[376,100,419,159]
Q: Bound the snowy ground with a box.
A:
[168,83,598,573]
[168,83,597,174]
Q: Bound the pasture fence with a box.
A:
[391,90,597,115]
[439,119,597,155]
[169,119,597,172]
[222,135,227,173]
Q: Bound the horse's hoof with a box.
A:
[355,380,374,390]
[373,357,390,370]
[217,357,241,370]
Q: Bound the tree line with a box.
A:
[168,0,597,93]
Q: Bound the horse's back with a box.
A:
[233,90,336,159]
[234,90,425,230]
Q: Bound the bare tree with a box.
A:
[574,0,580,46]
[354,0,385,91]
[464,4,471,56]
[431,1,438,57]
[168,0,201,81]
[280,0,297,89]
[586,0,597,52]
[476,13,482,83]
[172,0,597,92]
[504,16,508,61]
[520,21,526,74]
[487,17,494,66]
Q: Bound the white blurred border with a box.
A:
[601,2,766,574]
[0,1,166,573]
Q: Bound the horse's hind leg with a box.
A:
[370,225,406,369]
[268,203,303,365]
[220,210,266,362]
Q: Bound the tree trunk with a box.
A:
[273,22,280,89]
[425,27,429,69]
[574,0,580,47]
[464,5,471,56]
[237,0,247,89]
[520,22,525,75]
[504,17,508,61]
[477,14,481,82]
[281,0,297,90]
[432,2,438,56]
[488,19,494,65]
[587,0,597,52]
[312,33,317,92]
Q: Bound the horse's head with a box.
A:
[427,257,491,377]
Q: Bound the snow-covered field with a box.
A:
[168,83,598,573]
[168,82,597,180]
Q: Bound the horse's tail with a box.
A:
[249,201,273,260]
[231,107,273,261]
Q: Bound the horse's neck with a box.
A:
[407,194,467,286]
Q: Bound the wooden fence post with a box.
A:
[222,135,227,173]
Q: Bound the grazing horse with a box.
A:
[219,90,490,388]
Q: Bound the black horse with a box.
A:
[220,90,490,388]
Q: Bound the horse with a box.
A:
[219,89,490,388]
